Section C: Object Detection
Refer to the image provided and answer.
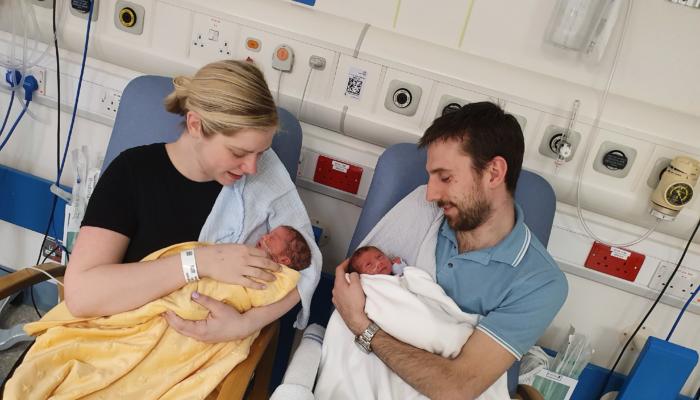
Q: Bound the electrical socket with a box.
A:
[33,68,47,96]
[40,237,63,263]
[648,261,699,301]
[98,88,121,116]
[620,324,655,352]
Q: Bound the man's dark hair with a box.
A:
[348,245,381,274]
[418,101,524,195]
[281,226,312,271]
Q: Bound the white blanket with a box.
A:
[198,149,321,328]
[314,186,509,400]
[315,268,509,400]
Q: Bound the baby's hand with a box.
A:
[391,257,402,264]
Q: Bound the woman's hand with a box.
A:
[195,244,281,289]
[164,291,253,342]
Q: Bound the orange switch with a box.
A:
[276,47,289,61]
[245,37,261,52]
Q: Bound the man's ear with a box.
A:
[185,111,204,139]
[485,156,508,189]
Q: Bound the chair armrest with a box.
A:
[513,384,544,400]
[0,263,65,299]
[215,320,280,400]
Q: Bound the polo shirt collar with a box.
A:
[438,203,531,267]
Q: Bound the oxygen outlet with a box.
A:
[119,7,136,27]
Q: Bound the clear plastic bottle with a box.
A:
[546,0,605,51]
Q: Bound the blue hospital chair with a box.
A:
[0,74,303,400]
[276,143,555,399]
[103,75,302,178]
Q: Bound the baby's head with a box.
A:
[256,226,311,271]
[348,246,393,275]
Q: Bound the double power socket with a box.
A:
[648,261,699,301]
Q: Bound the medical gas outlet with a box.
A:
[384,80,422,116]
[115,1,145,35]
[650,156,700,220]
[71,0,99,21]
[538,125,581,163]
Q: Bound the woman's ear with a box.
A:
[185,111,204,139]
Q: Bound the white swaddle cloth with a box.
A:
[198,150,321,328]
[315,267,509,400]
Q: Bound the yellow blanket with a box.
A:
[4,242,299,400]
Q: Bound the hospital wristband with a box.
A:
[180,249,200,283]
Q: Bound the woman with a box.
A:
[64,60,311,343]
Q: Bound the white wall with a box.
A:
[2,0,700,395]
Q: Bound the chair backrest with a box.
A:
[348,143,556,253]
[103,75,302,179]
[346,142,557,397]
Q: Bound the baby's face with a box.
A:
[353,248,393,275]
[256,227,295,264]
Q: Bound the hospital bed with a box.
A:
[0,75,303,399]
[273,143,555,400]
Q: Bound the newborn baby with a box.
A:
[256,225,311,271]
[348,245,406,276]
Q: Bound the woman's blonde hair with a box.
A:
[164,60,278,137]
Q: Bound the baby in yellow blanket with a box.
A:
[3,226,311,400]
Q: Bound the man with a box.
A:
[333,102,568,399]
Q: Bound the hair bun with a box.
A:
[172,76,192,98]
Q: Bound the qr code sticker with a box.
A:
[345,67,367,100]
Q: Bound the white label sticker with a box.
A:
[611,247,631,260]
[345,67,367,100]
[535,370,578,400]
[332,160,350,173]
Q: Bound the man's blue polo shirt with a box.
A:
[435,203,568,359]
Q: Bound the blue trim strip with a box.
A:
[0,164,70,237]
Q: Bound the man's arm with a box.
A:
[371,329,514,400]
[332,261,515,400]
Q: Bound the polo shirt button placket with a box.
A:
[448,262,453,268]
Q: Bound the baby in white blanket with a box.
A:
[315,247,510,400]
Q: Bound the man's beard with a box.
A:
[438,188,492,232]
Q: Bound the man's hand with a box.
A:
[332,259,371,335]
[164,291,252,343]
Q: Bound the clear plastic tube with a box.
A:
[0,0,54,73]
[573,0,661,248]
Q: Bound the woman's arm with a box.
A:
[65,226,281,318]
[165,289,300,342]
[243,288,300,332]
[64,226,185,317]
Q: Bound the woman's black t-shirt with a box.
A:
[81,143,222,263]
